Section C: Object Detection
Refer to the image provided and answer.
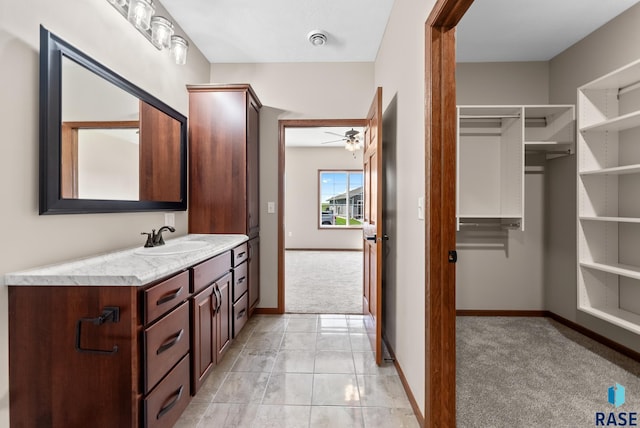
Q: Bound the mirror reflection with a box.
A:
[60,57,181,202]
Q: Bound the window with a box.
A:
[319,170,363,228]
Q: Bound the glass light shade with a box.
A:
[171,35,189,65]
[150,16,174,49]
[127,0,155,31]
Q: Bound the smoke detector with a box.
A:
[307,30,327,46]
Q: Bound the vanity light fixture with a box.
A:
[106,0,189,64]
[171,36,189,65]
[151,16,174,48]
[128,0,155,31]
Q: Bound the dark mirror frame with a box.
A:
[39,26,188,214]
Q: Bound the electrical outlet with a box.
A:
[164,213,175,227]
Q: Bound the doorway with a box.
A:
[278,119,367,314]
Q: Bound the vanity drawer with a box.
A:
[232,243,248,267]
[144,302,190,393]
[144,271,189,324]
[144,354,191,428]
[233,261,248,302]
[191,251,231,293]
[233,291,249,338]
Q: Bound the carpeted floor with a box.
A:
[457,316,640,427]
[285,250,362,314]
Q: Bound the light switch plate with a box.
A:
[267,202,276,214]
[418,197,424,220]
[164,213,175,227]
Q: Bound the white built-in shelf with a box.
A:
[580,110,640,133]
[580,164,640,176]
[578,306,640,335]
[581,57,640,90]
[580,261,640,281]
[524,141,573,153]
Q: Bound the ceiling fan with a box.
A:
[321,128,363,152]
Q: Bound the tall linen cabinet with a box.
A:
[187,84,261,314]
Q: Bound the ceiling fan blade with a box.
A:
[320,139,346,144]
[325,131,346,137]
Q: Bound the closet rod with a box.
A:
[619,80,640,96]
[525,149,572,154]
[459,114,520,119]
[459,222,520,229]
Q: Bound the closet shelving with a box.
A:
[457,104,575,231]
[577,57,640,334]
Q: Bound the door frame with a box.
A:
[425,0,474,426]
[277,118,368,313]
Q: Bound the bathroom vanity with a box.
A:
[6,234,252,428]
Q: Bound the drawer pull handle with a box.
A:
[237,276,246,284]
[157,385,184,420]
[75,306,120,355]
[156,287,183,306]
[237,308,246,319]
[156,329,184,355]
[238,251,246,258]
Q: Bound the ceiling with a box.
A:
[161,0,640,64]
[285,127,365,148]
[159,0,640,147]
[160,0,395,63]
[456,0,640,62]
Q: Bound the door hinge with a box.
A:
[448,250,457,263]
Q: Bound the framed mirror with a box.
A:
[39,26,187,214]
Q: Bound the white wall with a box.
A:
[0,0,210,424]
[546,2,640,352]
[210,62,374,309]
[285,147,363,250]
[455,62,548,310]
[374,0,439,415]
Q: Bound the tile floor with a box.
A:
[175,313,419,428]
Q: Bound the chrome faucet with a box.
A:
[141,226,176,247]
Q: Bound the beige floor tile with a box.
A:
[357,375,412,408]
[350,333,373,351]
[317,317,349,333]
[262,373,314,405]
[244,331,284,350]
[172,400,208,427]
[315,332,352,351]
[231,349,278,372]
[361,407,419,428]
[286,318,319,333]
[353,352,398,375]
[252,404,311,428]
[309,406,364,428]
[314,350,355,373]
[272,350,316,373]
[281,332,317,350]
[213,371,270,404]
[311,374,360,406]
[198,403,258,428]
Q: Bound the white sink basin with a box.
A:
[134,240,208,256]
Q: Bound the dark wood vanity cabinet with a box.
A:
[8,271,192,428]
[8,243,251,427]
[187,84,262,314]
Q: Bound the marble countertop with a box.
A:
[5,234,248,287]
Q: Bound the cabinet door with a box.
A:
[191,284,215,394]
[248,237,260,311]
[247,97,260,237]
[215,272,232,360]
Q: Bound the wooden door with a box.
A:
[363,87,383,364]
